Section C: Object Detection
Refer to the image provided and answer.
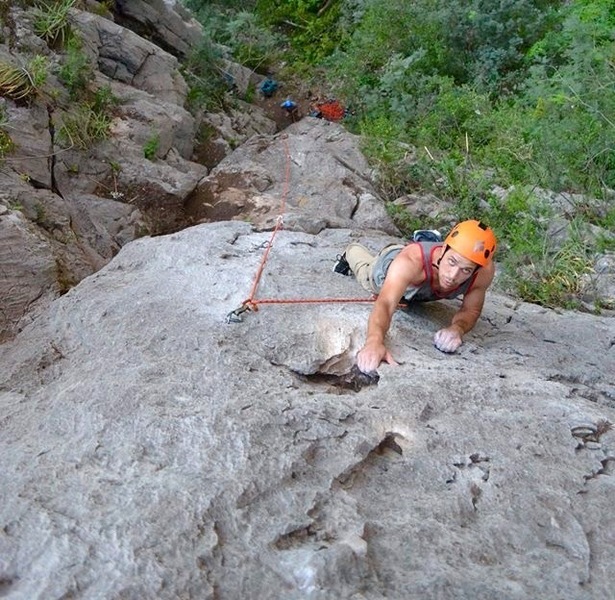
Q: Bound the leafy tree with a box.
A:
[184,1,280,72]
[438,0,562,94]
[326,0,563,102]
[255,0,345,65]
[482,0,615,195]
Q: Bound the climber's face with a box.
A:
[437,248,478,291]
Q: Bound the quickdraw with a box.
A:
[225,301,258,324]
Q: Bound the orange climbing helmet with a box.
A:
[444,220,497,266]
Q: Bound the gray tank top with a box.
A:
[371,242,478,302]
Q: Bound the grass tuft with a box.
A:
[33,0,77,47]
[0,61,35,100]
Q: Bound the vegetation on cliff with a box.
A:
[1,0,613,310]
[186,0,615,310]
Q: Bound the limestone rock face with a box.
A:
[0,4,209,339]
[196,100,278,168]
[188,119,399,235]
[1,221,614,599]
[113,0,204,59]
[0,211,59,343]
[72,9,188,105]
[0,176,143,340]
[2,102,52,189]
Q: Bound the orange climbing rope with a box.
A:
[226,135,375,323]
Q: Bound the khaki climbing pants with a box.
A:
[345,243,405,294]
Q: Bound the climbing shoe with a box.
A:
[333,253,351,276]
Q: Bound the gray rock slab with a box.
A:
[0,211,59,342]
[188,119,399,235]
[0,177,145,341]
[196,100,278,168]
[69,193,144,258]
[77,76,199,161]
[114,0,204,59]
[72,9,188,105]
[3,102,52,188]
[1,222,614,599]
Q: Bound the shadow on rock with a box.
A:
[296,365,379,394]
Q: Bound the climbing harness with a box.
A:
[225,135,376,324]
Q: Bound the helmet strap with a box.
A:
[434,245,449,268]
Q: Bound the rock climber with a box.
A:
[333,220,497,373]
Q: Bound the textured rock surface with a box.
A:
[0,176,144,341]
[73,9,188,105]
[2,102,52,189]
[0,3,297,339]
[113,0,204,59]
[0,211,59,343]
[1,221,614,599]
[187,118,399,236]
[196,100,278,168]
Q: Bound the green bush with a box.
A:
[90,85,118,114]
[255,0,343,66]
[0,55,51,102]
[325,0,561,101]
[223,11,280,70]
[185,1,279,72]
[512,230,594,309]
[183,40,228,112]
[484,189,599,308]
[57,34,93,99]
[0,108,14,158]
[412,83,494,153]
[437,0,562,94]
[325,1,430,101]
[472,1,615,196]
[27,55,50,89]
[59,102,111,149]
[143,133,160,160]
[358,111,419,199]
[486,186,550,263]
